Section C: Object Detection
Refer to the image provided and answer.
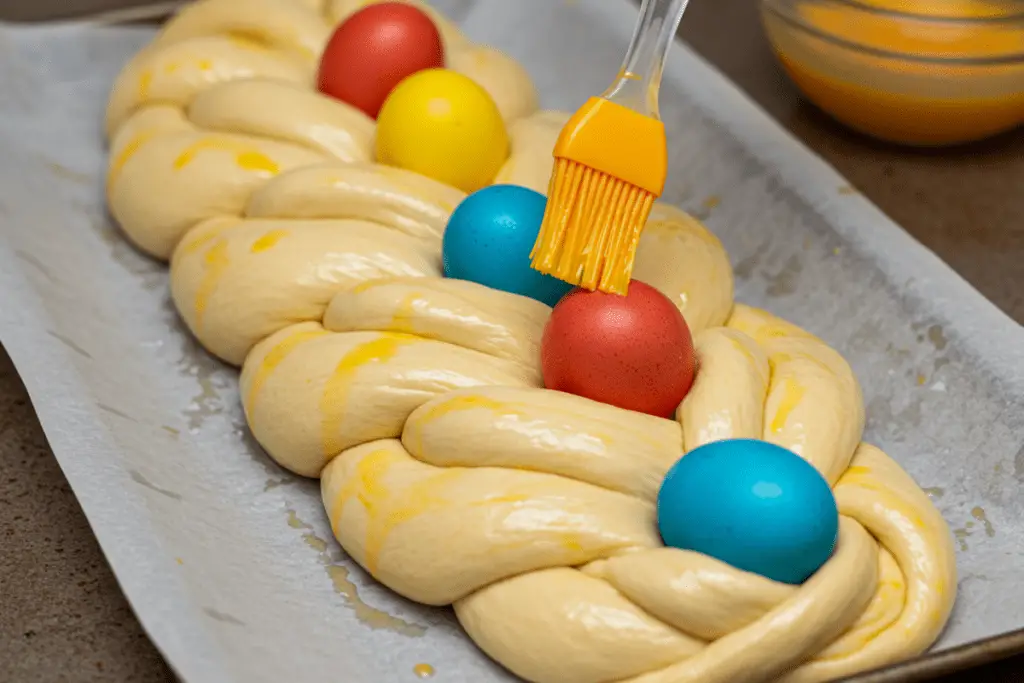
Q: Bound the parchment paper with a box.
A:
[1,1,1023,682]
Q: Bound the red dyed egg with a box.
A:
[541,280,696,418]
[318,2,445,119]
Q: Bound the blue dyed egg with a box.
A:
[442,184,573,307]
[657,439,838,584]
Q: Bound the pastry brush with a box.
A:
[530,0,691,295]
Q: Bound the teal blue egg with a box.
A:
[656,439,838,584]
[442,184,574,307]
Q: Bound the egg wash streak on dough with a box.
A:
[320,333,420,457]
[194,239,230,329]
[109,130,161,186]
[250,229,291,253]
[173,138,281,176]
[391,291,426,335]
[328,445,597,576]
[243,285,452,426]
[191,226,293,334]
[406,392,623,455]
[840,465,928,530]
[330,446,467,574]
[245,326,331,412]
[771,378,808,435]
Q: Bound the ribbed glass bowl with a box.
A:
[761,0,1024,145]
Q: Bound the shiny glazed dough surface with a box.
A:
[104,1,957,681]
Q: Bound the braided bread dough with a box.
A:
[104,0,957,681]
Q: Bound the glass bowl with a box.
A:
[761,0,1024,145]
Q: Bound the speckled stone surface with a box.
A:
[0,347,175,682]
[1,0,1023,681]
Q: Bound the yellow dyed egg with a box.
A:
[375,68,509,193]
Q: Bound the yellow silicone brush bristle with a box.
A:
[530,96,667,295]
[534,159,654,295]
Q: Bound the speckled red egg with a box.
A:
[541,280,696,417]
[317,2,444,119]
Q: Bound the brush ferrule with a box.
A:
[552,97,667,197]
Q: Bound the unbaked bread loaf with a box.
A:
[104,1,957,680]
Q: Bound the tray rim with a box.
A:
[840,627,1024,681]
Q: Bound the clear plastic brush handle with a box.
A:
[602,0,692,119]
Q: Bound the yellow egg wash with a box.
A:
[194,239,231,330]
[773,349,836,376]
[557,533,586,553]
[250,229,290,253]
[728,334,760,368]
[236,151,280,175]
[350,279,384,295]
[332,447,463,573]
[291,42,317,62]
[839,466,929,529]
[245,327,330,412]
[173,138,280,176]
[138,70,153,100]
[404,393,516,456]
[418,393,515,424]
[469,493,533,507]
[108,131,160,189]
[533,404,625,449]
[864,564,906,620]
[391,292,425,335]
[407,393,632,460]
[770,377,808,434]
[320,334,419,457]
[771,0,1024,144]
[470,48,491,70]
[758,324,805,341]
[855,0,1011,15]
[225,33,270,52]
[413,663,436,678]
[332,442,599,575]
[727,308,810,342]
[803,0,1024,55]
[179,218,239,256]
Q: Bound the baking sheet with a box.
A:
[1,1,1023,681]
